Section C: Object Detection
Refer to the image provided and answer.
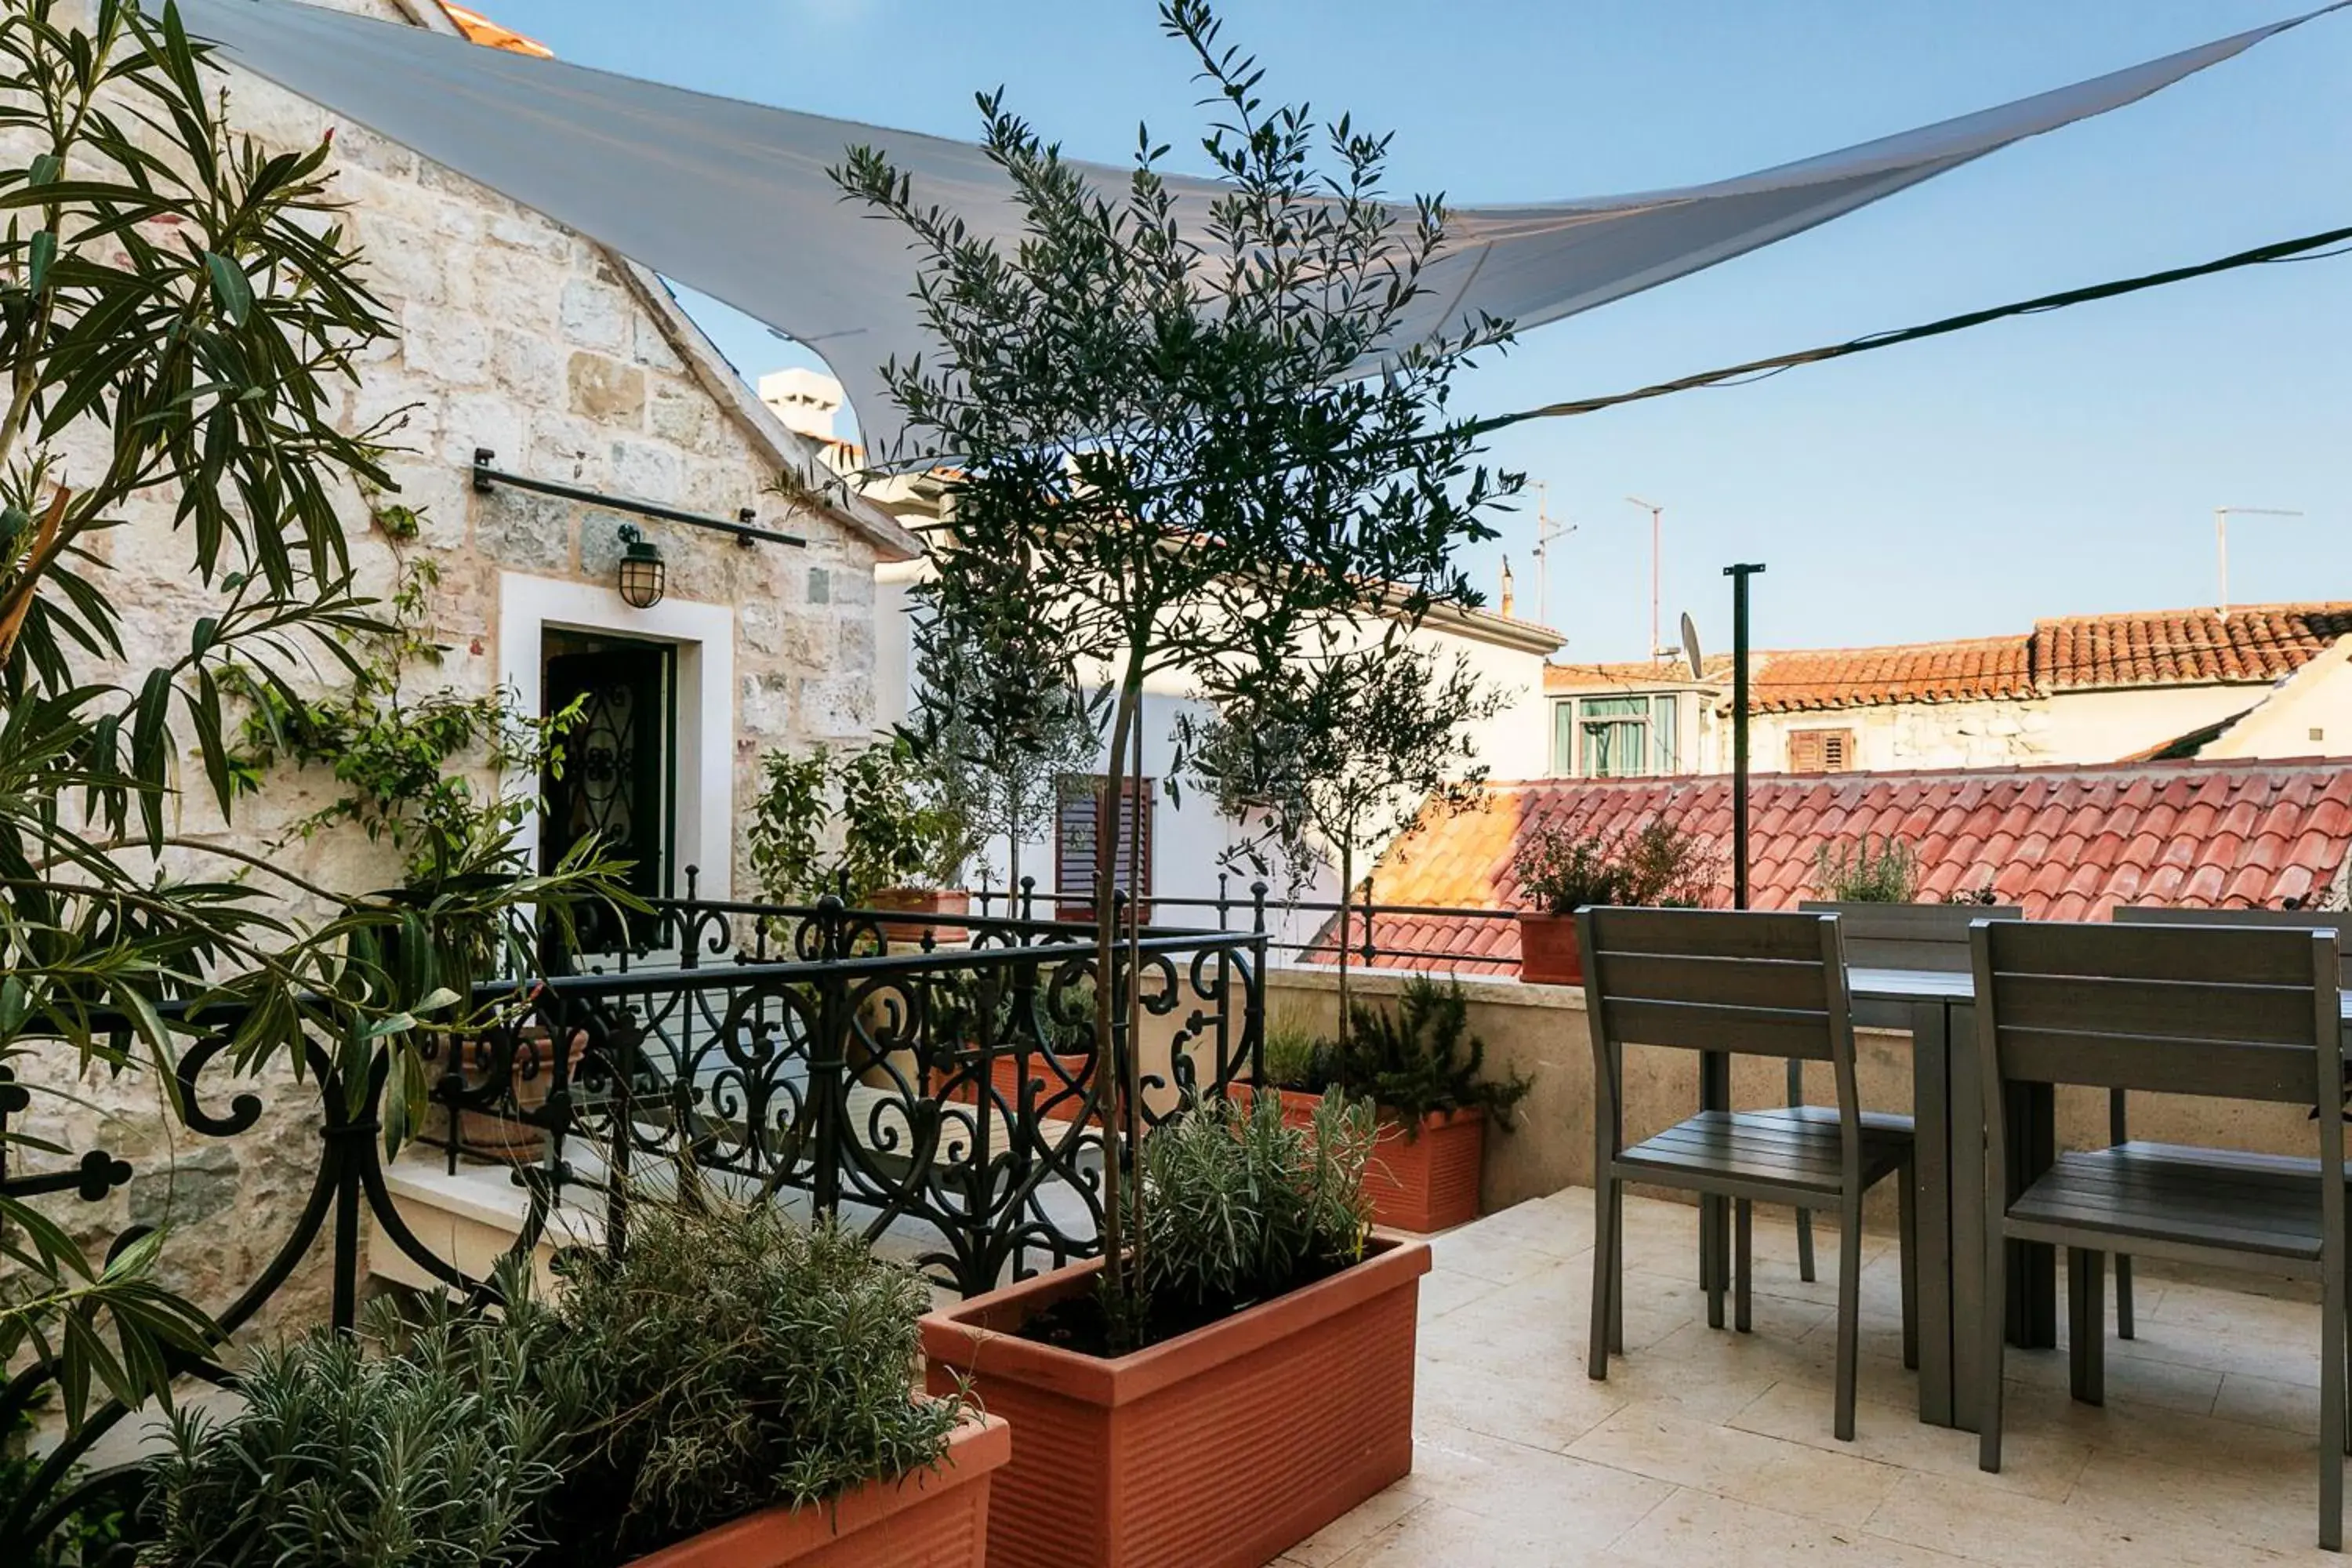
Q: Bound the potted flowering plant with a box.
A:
[1512,816,1717,984]
[1510,822,1627,985]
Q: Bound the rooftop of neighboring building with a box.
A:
[1544,603,2352,716]
[1329,757,2352,974]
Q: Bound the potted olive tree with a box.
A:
[830,0,1512,1559]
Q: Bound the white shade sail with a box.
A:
[169,0,2342,456]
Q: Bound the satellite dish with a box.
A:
[1679,612,1704,681]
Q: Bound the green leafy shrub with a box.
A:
[3,1396,122,1567]
[1616,816,1720,906]
[1512,822,1626,914]
[748,737,976,904]
[1138,1090,1375,1323]
[1815,836,1920,902]
[1260,1004,1324,1091]
[1324,975,1530,1133]
[1514,816,1719,913]
[141,1287,581,1568]
[541,1190,964,1563]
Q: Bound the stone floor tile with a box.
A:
[1863,1468,2296,1568]
[2213,1370,2327,1436]
[1602,1486,1972,1568]
[1566,1399,1906,1525]
[1729,1377,2094,1503]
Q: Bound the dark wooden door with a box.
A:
[543,641,674,949]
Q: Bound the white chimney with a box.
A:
[757,367,845,441]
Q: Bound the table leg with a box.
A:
[2005,1080,2059,1349]
[1911,1000,1954,1428]
[1700,1049,1731,1327]
[1948,998,1984,1432]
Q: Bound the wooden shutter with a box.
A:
[1788,728,1856,774]
[1054,776,1152,920]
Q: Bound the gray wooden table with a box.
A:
[1845,966,2352,1432]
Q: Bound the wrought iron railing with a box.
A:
[960,873,1524,972]
[0,895,1264,1560]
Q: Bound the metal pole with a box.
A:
[1724,563,1766,909]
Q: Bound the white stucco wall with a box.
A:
[2208,641,2352,759]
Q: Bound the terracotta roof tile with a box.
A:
[439,3,554,57]
[1320,759,2352,973]
[1653,602,2352,717]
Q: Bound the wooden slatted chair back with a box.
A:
[1973,920,2342,1105]
[2112,906,2352,990]
[1581,905,1868,1210]
[1579,907,1851,1064]
[1798,901,2024,974]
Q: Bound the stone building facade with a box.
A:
[15,0,916,1345]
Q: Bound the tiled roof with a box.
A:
[1545,604,2352,717]
[2032,604,2352,692]
[439,2,554,57]
[1330,760,2352,975]
[1544,659,1730,691]
[1746,637,2031,713]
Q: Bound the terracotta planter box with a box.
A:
[427,1028,585,1164]
[626,1413,1010,1568]
[1516,910,1584,985]
[871,887,971,948]
[920,1233,1430,1568]
[931,1051,1092,1109]
[1266,1089,1486,1233]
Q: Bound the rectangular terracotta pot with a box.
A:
[871,887,971,948]
[920,1233,1430,1568]
[1515,910,1584,985]
[931,1051,1091,1109]
[1269,1090,1485,1233]
[626,1413,1010,1568]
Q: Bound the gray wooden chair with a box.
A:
[1790,901,2022,1283]
[1584,906,1918,1441]
[2106,906,2352,1340]
[1972,918,2345,1551]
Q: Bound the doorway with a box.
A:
[542,630,677,949]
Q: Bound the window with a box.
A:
[1788,728,1856,774]
[1054,775,1153,920]
[1554,694,1682,778]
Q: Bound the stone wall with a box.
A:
[9,0,899,1352]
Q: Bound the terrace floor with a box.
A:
[1287,1188,2340,1567]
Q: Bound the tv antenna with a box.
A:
[2212,506,2302,616]
[1531,481,1577,627]
[1628,495,1668,660]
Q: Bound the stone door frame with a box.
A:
[497,571,736,902]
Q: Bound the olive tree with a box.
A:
[1184,637,1499,1047]
[834,0,1519,1332]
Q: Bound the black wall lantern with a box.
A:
[615,524,666,609]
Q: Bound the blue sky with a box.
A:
[470,0,2347,661]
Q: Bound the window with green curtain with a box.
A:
[1652,693,1680,774]
[1552,700,1577,775]
[1578,695,1650,778]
